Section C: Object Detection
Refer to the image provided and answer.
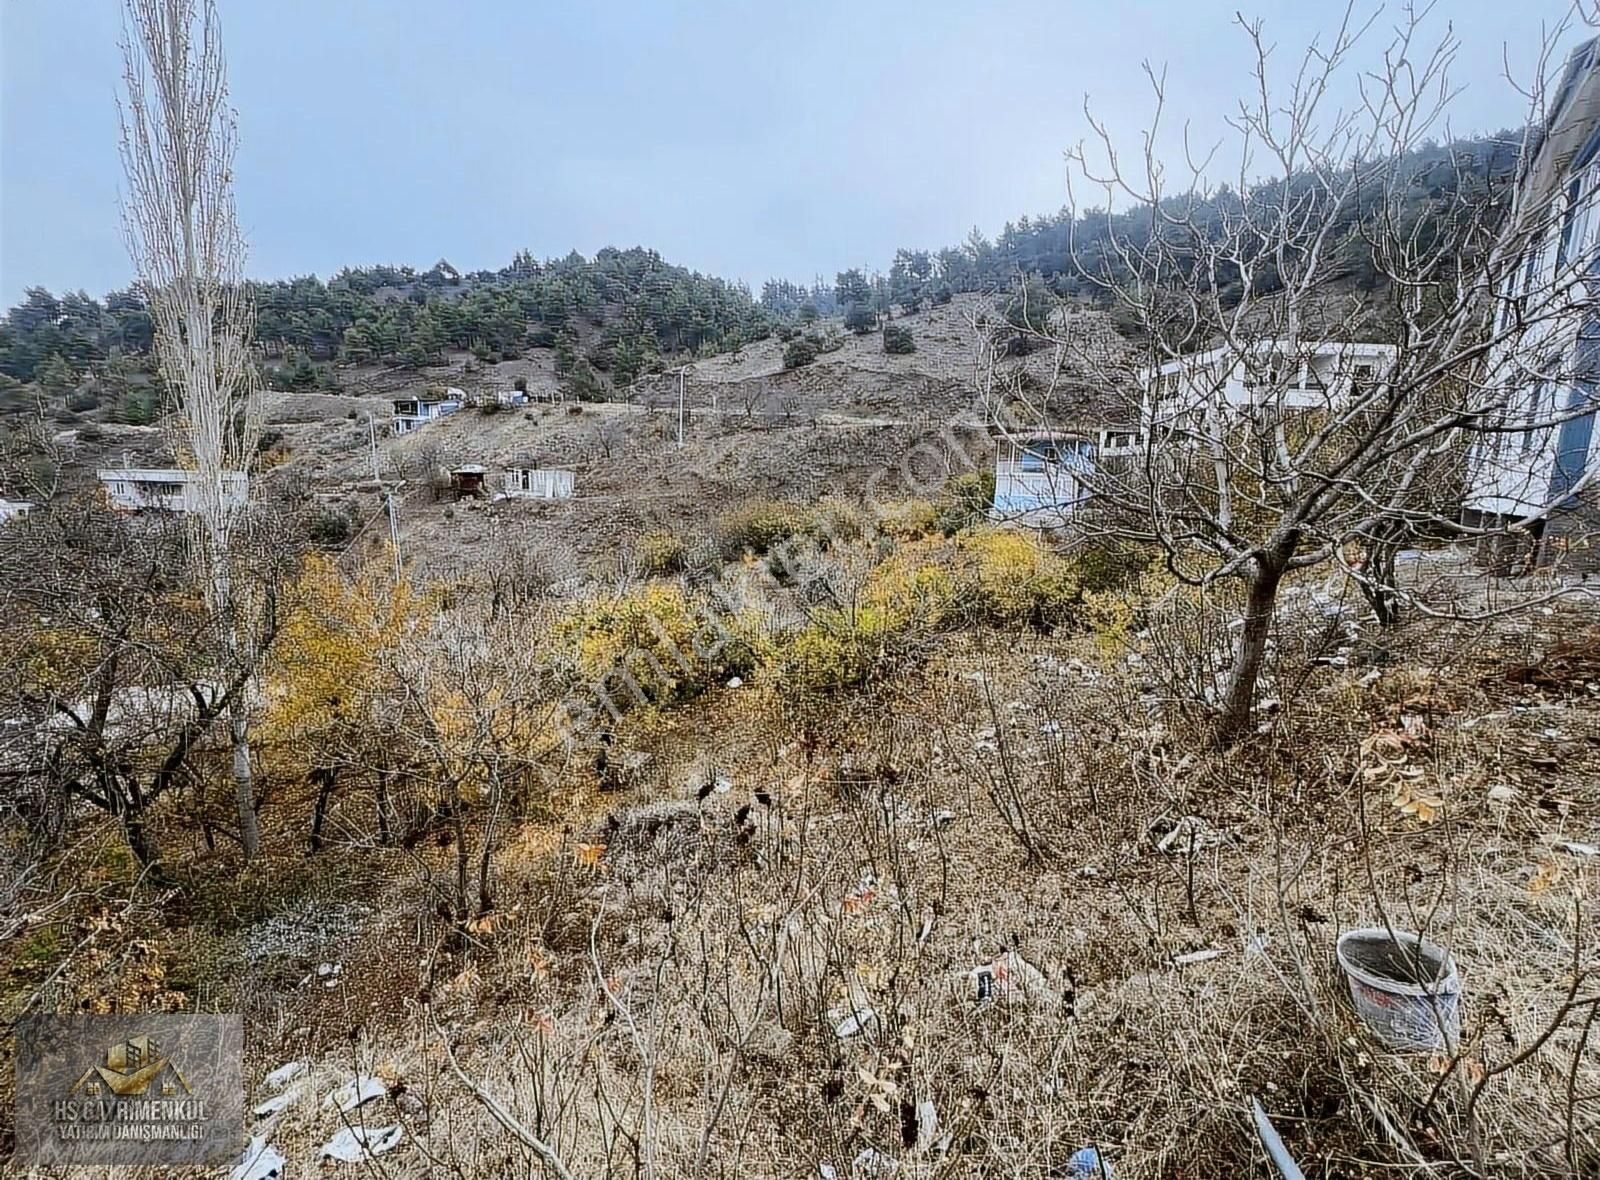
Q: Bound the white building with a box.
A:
[0,499,34,524]
[989,340,1395,525]
[98,468,249,514]
[1462,37,1600,547]
[502,465,575,500]
[392,388,464,435]
[990,431,1095,526]
[1141,340,1397,423]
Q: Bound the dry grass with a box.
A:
[156,605,1591,1178]
[7,596,1599,1179]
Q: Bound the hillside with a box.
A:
[9,125,1600,1180]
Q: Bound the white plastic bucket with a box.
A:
[1335,927,1460,1051]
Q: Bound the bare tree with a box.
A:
[119,0,264,852]
[1001,5,1600,742]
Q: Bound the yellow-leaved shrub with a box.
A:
[954,528,1081,628]
[634,529,686,576]
[561,584,753,707]
[715,499,811,559]
[876,498,939,540]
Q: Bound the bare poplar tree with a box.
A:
[119,0,264,855]
[996,5,1600,742]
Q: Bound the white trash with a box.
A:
[321,1123,404,1162]
[324,1074,387,1113]
[1335,928,1459,1051]
[230,1136,285,1180]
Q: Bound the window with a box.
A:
[1102,430,1143,452]
[1522,382,1549,454]
[1019,444,1053,472]
[1558,174,1586,271]
[1016,440,1092,471]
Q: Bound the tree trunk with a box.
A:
[309,767,336,852]
[123,808,164,878]
[1362,540,1403,629]
[1214,557,1287,745]
[230,695,261,859]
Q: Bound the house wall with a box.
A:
[504,469,575,499]
[99,471,248,514]
[1463,41,1600,530]
[991,439,1093,525]
[390,399,462,435]
[1144,343,1397,427]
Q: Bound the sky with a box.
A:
[0,0,1584,307]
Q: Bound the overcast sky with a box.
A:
[0,0,1583,306]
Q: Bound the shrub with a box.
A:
[861,544,958,632]
[716,499,810,559]
[933,471,995,535]
[117,389,157,425]
[563,585,752,708]
[955,528,1081,628]
[782,338,818,370]
[765,543,955,698]
[776,325,798,343]
[529,325,558,348]
[1068,540,1158,594]
[635,529,686,576]
[843,301,877,334]
[764,620,877,697]
[882,324,916,355]
[307,505,354,547]
[810,497,867,546]
[877,499,939,540]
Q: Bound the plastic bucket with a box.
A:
[1335,927,1460,1051]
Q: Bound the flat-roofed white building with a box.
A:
[1140,340,1397,422]
[502,460,575,500]
[98,468,248,514]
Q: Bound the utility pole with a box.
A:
[676,365,687,448]
[369,413,402,584]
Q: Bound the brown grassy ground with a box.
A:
[10,585,1595,1179]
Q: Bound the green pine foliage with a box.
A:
[0,247,773,386]
[882,324,916,355]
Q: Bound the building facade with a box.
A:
[98,468,249,514]
[1141,340,1397,423]
[392,389,464,435]
[990,431,1095,526]
[502,467,575,500]
[1461,37,1600,566]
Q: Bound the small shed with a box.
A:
[449,464,489,499]
[502,456,575,500]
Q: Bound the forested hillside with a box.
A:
[0,247,773,403]
[862,132,1526,315]
[0,131,1525,413]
